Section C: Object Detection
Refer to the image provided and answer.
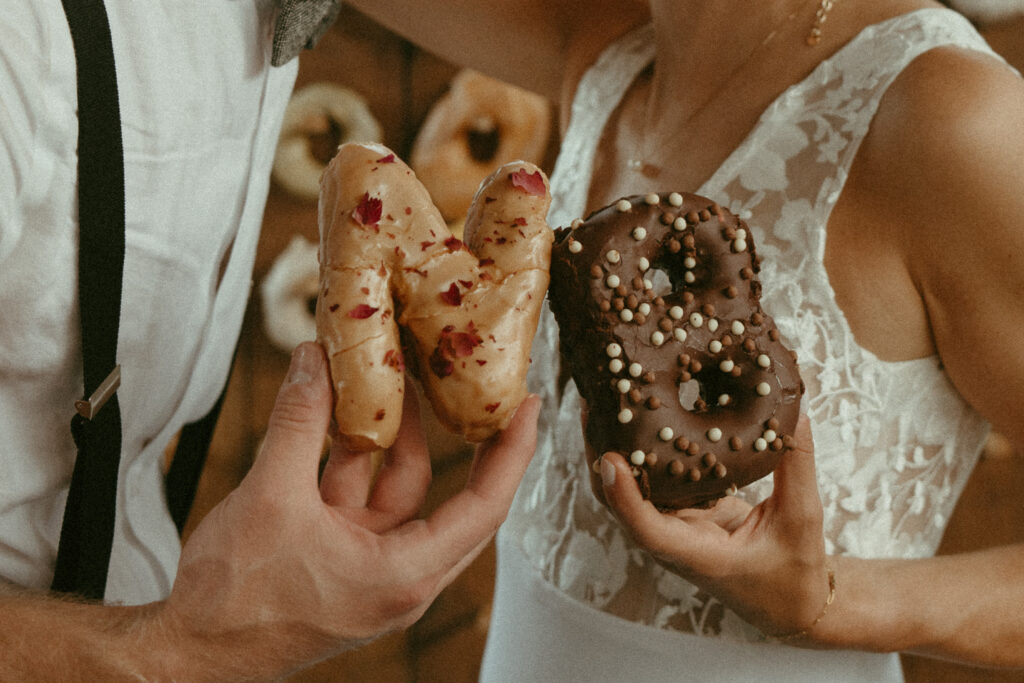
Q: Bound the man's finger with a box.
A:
[365,379,432,526]
[394,394,540,576]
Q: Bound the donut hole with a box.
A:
[309,116,345,166]
[466,116,500,163]
[306,295,318,316]
[677,378,703,411]
[645,266,673,298]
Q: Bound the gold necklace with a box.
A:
[627,0,840,178]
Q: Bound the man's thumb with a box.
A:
[251,342,333,485]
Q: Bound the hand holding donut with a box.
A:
[598,415,835,640]
[548,192,804,509]
[316,142,552,451]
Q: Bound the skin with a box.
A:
[0,344,541,679]
[348,0,1024,668]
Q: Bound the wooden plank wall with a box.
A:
[179,8,1024,681]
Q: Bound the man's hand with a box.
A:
[159,342,540,679]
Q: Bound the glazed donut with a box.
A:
[259,236,319,352]
[273,83,383,201]
[547,192,804,510]
[411,69,551,222]
[316,142,552,451]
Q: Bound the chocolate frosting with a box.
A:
[548,192,804,509]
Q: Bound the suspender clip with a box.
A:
[74,365,121,420]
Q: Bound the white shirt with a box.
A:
[0,0,298,603]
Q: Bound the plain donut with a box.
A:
[411,69,551,222]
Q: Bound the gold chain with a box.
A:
[806,0,838,46]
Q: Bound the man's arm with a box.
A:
[0,344,540,680]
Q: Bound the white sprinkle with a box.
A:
[568,239,582,253]
[592,458,602,474]
[609,358,624,373]
[709,340,723,353]
[638,302,651,315]
[659,427,674,441]
[617,379,631,393]
[684,271,695,284]
[644,193,660,205]
[718,394,731,406]
[757,354,771,368]
[616,199,632,212]
[754,438,768,452]
[763,429,778,443]
[672,217,687,231]
[638,257,650,271]
[707,427,722,442]
[629,362,643,377]
[756,382,771,396]
[669,306,684,320]
[572,218,584,229]
[606,249,621,264]
[618,409,634,424]
[606,274,621,288]
[708,318,719,332]
[689,312,704,327]
[632,227,647,241]
[651,331,665,346]
[731,320,745,335]
[733,238,748,252]
[643,278,653,290]
[720,359,735,373]
[630,450,647,465]
[683,256,697,269]
[737,228,747,240]
[606,343,622,358]
[674,328,687,342]
[669,192,683,206]
[620,309,634,322]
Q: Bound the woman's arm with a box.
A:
[342,0,648,108]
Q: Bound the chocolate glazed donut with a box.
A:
[548,192,804,509]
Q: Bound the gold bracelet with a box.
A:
[770,568,836,642]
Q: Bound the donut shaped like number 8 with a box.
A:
[548,193,804,510]
[316,142,553,451]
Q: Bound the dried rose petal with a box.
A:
[352,192,383,226]
[444,236,463,251]
[512,217,528,227]
[440,283,462,306]
[347,304,379,319]
[509,169,545,196]
[484,402,501,413]
[376,154,396,163]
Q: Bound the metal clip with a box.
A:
[74,365,121,420]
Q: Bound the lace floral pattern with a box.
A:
[505,9,998,642]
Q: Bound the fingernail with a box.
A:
[287,344,317,385]
[601,456,616,487]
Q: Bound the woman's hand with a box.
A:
[597,415,834,640]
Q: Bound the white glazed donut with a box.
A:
[259,236,319,352]
[411,69,551,222]
[273,82,383,201]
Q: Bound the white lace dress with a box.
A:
[481,9,1006,682]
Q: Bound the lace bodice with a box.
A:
[505,9,999,642]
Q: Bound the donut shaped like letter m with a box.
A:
[316,142,553,451]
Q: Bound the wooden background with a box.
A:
[177,8,1024,681]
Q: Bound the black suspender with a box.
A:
[52,0,126,600]
[53,0,229,599]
